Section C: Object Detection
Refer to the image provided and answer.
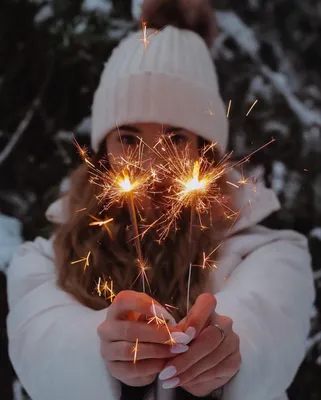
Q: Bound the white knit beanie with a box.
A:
[91,25,228,152]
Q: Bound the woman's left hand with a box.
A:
[158,294,241,397]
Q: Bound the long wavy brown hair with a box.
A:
[53,137,234,321]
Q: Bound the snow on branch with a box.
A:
[216,11,321,126]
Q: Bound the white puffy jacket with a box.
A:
[6,172,315,400]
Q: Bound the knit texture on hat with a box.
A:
[92,26,228,152]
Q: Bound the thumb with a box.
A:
[177,293,216,342]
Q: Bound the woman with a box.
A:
[6,1,314,399]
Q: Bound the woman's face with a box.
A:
[106,123,199,168]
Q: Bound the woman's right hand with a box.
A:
[97,290,190,387]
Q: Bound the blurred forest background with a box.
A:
[0,0,321,399]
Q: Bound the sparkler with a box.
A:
[73,136,154,293]
[154,136,230,241]
[153,134,276,314]
[94,140,156,293]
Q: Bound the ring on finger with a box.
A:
[214,324,225,342]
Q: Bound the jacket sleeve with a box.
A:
[214,227,315,400]
[6,237,119,400]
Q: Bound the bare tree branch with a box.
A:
[0,55,54,167]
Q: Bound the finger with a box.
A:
[183,351,241,386]
[182,379,223,397]
[109,358,165,380]
[160,319,235,378]
[122,374,157,388]
[101,341,188,361]
[106,290,176,326]
[176,334,238,386]
[106,291,159,320]
[98,320,189,345]
[177,293,216,340]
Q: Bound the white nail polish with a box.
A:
[159,366,177,380]
[185,326,196,342]
[170,344,189,354]
[162,377,180,389]
[171,332,190,344]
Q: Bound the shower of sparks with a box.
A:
[95,139,156,211]
[193,244,221,270]
[131,339,139,364]
[147,301,167,326]
[138,21,159,50]
[153,135,276,241]
[71,251,91,272]
[226,100,232,118]
[76,207,87,213]
[246,100,258,116]
[162,314,177,346]
[153,135,232,240]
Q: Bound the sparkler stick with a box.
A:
[128,191,145,292]
[186,207,194,314]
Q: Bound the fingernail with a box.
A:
[159,366,177,380]
[170,344,189,354]
[162,377,180,389]
[171,332,190,344]
[185,327,196,342]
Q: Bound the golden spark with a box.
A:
[162,314,177,346]
[147,301,167,326]
[95,277,116,303]
[226,100,232,118]
[88,214,113,238]
[73,137,95,168]
[138,21,159,50]
[246,100,258,116]
[71,251,91,272]
[193,244,221,270]
[131,338,139,364]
